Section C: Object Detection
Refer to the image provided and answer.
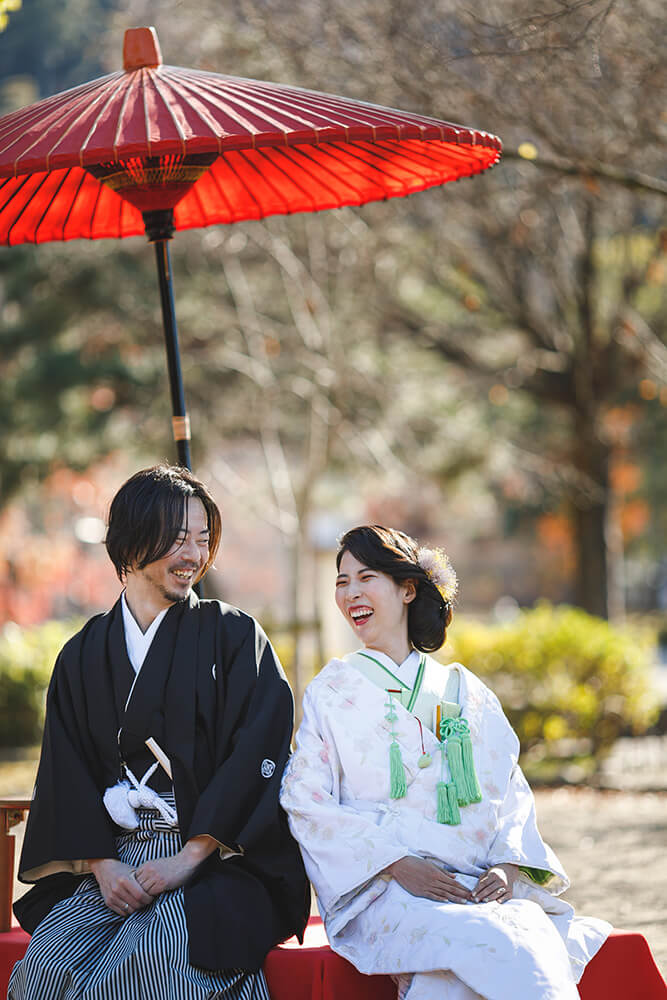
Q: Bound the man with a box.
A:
[10,465,309,999]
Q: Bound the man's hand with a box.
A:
[385,856,472,903]
[471,863,519,904]
[88,858,154,917]
[133,835,219,896]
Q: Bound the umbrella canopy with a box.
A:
[0,27,501,244]
[0,27,502,468]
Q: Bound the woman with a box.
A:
[281,525,610,1000]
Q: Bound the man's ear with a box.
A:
[403,579,417,604]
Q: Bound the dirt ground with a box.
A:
[534,787,667,976]
[4,766,666,978]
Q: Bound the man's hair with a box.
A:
[105,465,222,581]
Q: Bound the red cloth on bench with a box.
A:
[2,919,666,998]
[264,919,667,1000]
[0,927,30,997]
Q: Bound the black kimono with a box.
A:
[14,592,310,972]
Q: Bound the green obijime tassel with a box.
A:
[437,779,461,825]
[385,691,407,799]
[460,730,482,803]
[440,717,483,808]
[389,739,407,799]
[436,741,461,825]
[446,735,466,806]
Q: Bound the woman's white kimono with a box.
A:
[281,653,611,1000]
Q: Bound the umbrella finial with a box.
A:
[123,27,162,71]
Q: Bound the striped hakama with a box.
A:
[9,801,271,1000]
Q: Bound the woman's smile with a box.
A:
[348,604,374,627]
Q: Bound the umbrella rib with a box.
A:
[86,176,108,238]
[113,75,141,161]
[377,137,498,171]
[2,77,125,171]
[210,77,461,140]
[168,71,300,142]
[268,145,368,203]
[253,147,321,209]
[183,73,367,139]
[201,165,237,220]
[147,71,232,144]
[356,139,454,176]
[0,76,119,148]
[225,158,264,219]
[0,173,31,214]
[33,168,74,241]
[166,69,486,151]
[171,67,411,142]
[77,75,132,164]
[222,83,407,136]
[236,148,304,214]
[173,67,463,138]
[5,173,52,243]
[148,71,189,154]
[324,140,447,187]
[284,142,397,195]
[53,81,129,169]
[59,168,89,238]
[142,71,152,158]
[185,170,209,222]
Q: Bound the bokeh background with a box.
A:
[0,0,665,973]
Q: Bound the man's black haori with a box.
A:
[14,593,310,971]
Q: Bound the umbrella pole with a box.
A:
[144,209,192,470]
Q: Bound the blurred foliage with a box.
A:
[0,244,164,502]
[440,604,659,776]
[0,0,113,100]
[0,0,21,34]
[0,618,80,746]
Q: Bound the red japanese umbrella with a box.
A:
[0,26,501,467]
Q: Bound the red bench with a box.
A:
[2,918,664,999]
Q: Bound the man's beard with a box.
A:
[159,583,192,604]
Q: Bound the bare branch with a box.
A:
[503,149,667,198]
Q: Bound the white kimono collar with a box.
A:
[121,592,169,675]
[353,647,421,690]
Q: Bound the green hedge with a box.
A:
[0,620,80,747]
[440,603,659,777]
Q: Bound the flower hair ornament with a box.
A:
[417,547,458,603]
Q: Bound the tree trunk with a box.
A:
[570,427,616,619]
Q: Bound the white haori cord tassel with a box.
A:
[103,762,178,830]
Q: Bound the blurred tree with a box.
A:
[0,0,115,99]
[0,0,21,34]
[1,0,664,627]
[0,242,163,502]
[135,0,666,619]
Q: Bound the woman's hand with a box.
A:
[471,863,519,904]
[385,856,472,903]
[88,858,154,917]
[133,835,219,896]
